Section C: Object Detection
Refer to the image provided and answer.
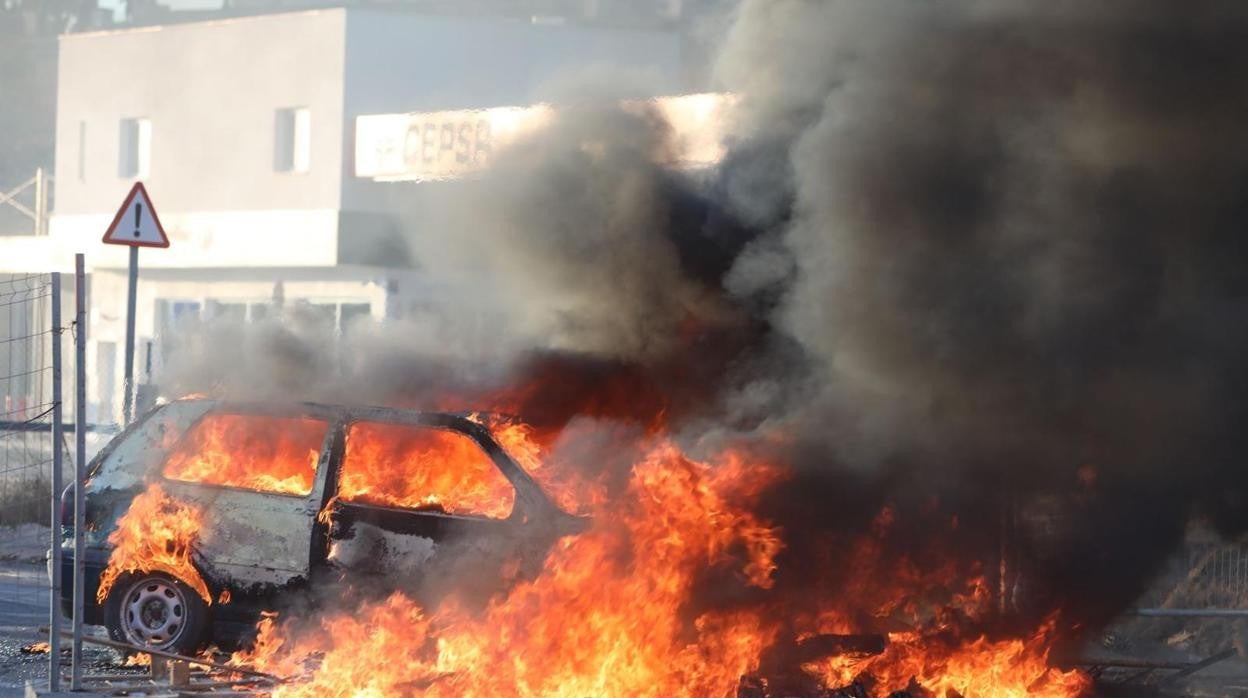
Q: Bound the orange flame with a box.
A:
[162,414,325,495]
[469,413,603,514]
[236,431,1088,697]
[791,510,1090,696]
[806,616,1089,697]
[96,483,211,605]
[886,620,1089,698]
[236,440,785,697]
[338,421,516,518]
[106,412,1086,697]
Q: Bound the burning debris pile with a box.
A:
[94,1,1248,695]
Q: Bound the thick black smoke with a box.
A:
[714,0,1248,635]
[159,0,1248,650]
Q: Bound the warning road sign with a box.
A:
[102,182,170,248]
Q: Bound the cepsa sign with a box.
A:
[355,105,553,181]
[409,118,490,167]
[354,94,733,182]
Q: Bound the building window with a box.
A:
[97,341,116,424]
[156,299,201,365]
[274,107,311,173]
[118,117,151,179]
[340,303,372,333]
[248,303,271,322]
[207,300,246,323]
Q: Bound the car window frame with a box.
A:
[158,404,338,500]
[332,416,521,520]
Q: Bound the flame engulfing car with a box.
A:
[57,398,583,655]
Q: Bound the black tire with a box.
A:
[104,572,210,656]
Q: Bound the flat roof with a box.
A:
[62,8,344,40]
[61,7,676,41]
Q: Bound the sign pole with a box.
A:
[123,245,138,425]
[103,182,169,423]
[48,272,62,692]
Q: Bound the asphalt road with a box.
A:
[0,559,54,696]
[0,560,121,696]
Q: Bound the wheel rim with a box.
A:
[119,576,187,648]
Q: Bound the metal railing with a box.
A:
[0,169,53,236]
[1131,538,1248,617]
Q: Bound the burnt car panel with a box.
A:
[157,408,340,586]
[58,399,581,651]
[324,501,513,575]
[169,483,322,586]
[86,399,217,500]
[318,415,531,581]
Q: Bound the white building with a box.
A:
[0,8,683,424]
[51,8,682,267]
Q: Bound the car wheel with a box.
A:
[104,572,209,656]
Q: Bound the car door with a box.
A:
[159,405,337,588]
[320,416,521,583]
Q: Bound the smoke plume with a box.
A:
[716,0,1248,630]
[158,0,1248,648]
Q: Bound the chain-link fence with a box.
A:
[0,272,63,690]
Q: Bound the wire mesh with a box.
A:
[0,273,60,642]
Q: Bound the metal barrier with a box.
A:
[0,169,53,237]
[1076,536,1248,691]
[1179,541,1248,609]
[1134,536,1248,616]
[0,272,62,690]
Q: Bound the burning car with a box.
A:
[57,398,584,655]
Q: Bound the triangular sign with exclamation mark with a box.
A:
[102,182,170,248]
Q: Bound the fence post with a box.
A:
[71,255,86,690]
[48,272,62,691]
[33,168,45,237]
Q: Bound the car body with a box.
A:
[58,398,582,653]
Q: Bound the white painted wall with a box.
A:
[51,10,349,268]
[28,9,683,418]
[54,11,347,216]
[49,210,342,268]
[47,9,682,269]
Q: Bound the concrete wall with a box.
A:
[55,10,347,215]
[51,10,347,265]
[0,37,56,237]
[46,9,681,269]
